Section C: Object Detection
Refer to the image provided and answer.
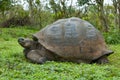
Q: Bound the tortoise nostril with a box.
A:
[18,38,24,42]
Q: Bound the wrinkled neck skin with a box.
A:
[30,41,42,50]
[23,41,42,58]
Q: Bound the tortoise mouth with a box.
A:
[18,38,34,48]
[18,37,24,42]
[18,41,25,46]
[18,38,26,47]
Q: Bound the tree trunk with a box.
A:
[100,6,109,32]
[118,0,120,31]
[96,0,109,32]
[61,0,67,17]
[69,0,73,17]
[27,0,34,23]
[112,0,118,29]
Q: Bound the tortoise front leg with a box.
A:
[26,50,47,64]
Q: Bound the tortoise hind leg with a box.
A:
[27,50,47,64]
[94,55,109,64]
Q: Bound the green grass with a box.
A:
[0,28,120,80]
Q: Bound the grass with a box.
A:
[0,28,120,80]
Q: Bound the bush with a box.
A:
[103,30,120,44]
[0,16,31,28]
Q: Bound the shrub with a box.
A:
[0,16,31,28]
[103,30,120,44]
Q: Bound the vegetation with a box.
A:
[0,28,120,80]
[0,0,120,80]
[0,0,120,31]
[0,0,120,44]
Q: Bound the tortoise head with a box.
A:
[18,38,35,48]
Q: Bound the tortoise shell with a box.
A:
[33,17,112,61]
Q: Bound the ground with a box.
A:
[0,28,120,80]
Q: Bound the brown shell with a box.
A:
[33,17,112,61]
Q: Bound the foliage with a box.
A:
[112,0,120,30]
[0,28,120,80]
[0,16,31,28]
[0,0,120,79]
[48,0,78,20]
[0,0,14,21]
[0,0,119,33]
[0,0,12,11]
[77,0,91,6]
[103,30,120,44]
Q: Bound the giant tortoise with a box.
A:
[18,17,113,64]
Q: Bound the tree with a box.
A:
[24,0,43,27]
[49,0,76,20]
[0,0,12,11]
[0,0,13,20]
[77,0,110,32]
[118,0,120,31]
[77,0,91,6]
[96,0,109,32]
[77,0,94,18]
[26,0,34,22]
[111,0,120,31]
